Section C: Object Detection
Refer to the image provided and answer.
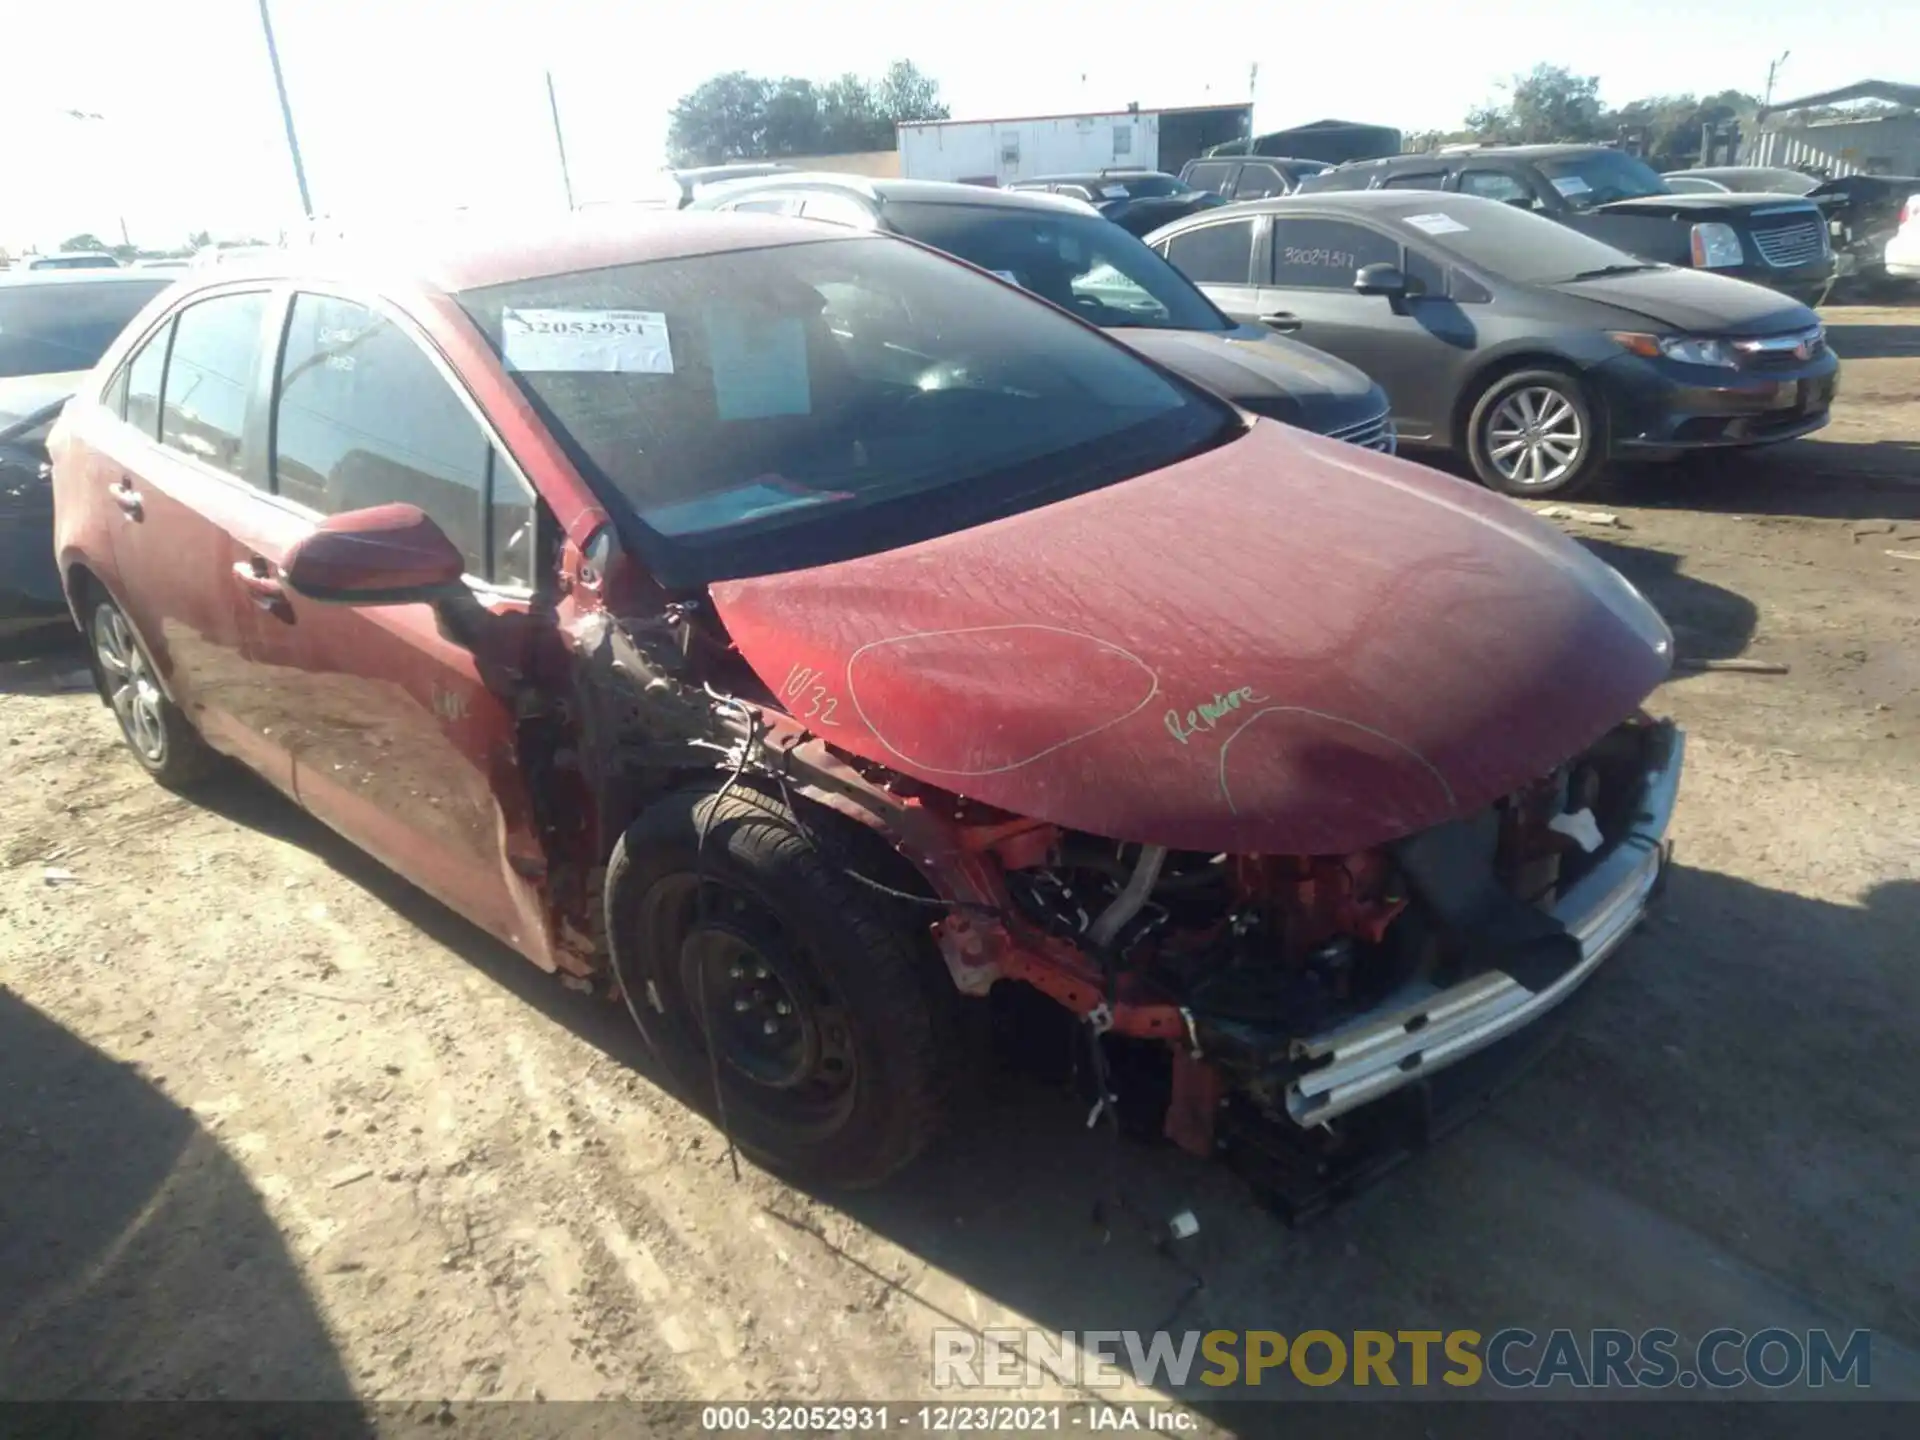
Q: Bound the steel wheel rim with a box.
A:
[93,605,167,763]
[1486,385,1584,488]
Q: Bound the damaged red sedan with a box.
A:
[50,212,1682,1197]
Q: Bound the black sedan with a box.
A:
[1146,191,1838,496]
[692,175,1395,449]
[0,270,172,639]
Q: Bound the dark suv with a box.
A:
[1300,144,1836,303]
[1179,156,1329,202]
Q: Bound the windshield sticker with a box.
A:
[1549,175,1591,197]
[502,308,673,373]
[704,310,811,421]
[1405,212,1469,236]
[1101,184,1130,199]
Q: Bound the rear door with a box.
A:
[81,287,288,780]
[1249,214,1476,440]
[225,288,555,963]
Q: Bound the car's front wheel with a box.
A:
[88,596,218,789]
[1465,368,1605,498]
[605,783,958,1188]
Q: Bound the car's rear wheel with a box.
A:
[605,783,958,1188]
[88,596,217,789]
[1465,368,1605,498]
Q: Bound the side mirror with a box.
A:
[283,503,467,605]
[1354,262,1409,297]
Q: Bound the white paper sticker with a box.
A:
[1549,175,1591,197]
[1101,184,1130,199]
[502,308,673,373]
[1405,212,1469,235]
[988,269,1023,286]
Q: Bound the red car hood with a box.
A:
[709,420,1673,855]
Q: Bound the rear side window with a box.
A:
[273,293,535,587]
[1232,164,1289,200]
[160,292,269,479]
[1182,162,1233,194]
[123,320,172,437]
[1268,219,1401,289]
[0,279,169,379]
[1382,171,1447,191]
[1162,220,1255,284]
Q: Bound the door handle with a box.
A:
[1259,312,1303,332]
[111,479,143,517]
[231,559,286,609]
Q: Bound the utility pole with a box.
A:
[1764,50,1791,108]
[257,0,314,219]
[546,70,576,211]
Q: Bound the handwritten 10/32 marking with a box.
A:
[780,663,842,726]
[1166,686,1268,745]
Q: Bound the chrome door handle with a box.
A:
[231,560,286,608]
[1259,312,1303,332]
[111,480,142,517]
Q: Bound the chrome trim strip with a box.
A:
[1284,728,1685,1125]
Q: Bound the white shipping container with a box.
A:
[897,106,1251,186]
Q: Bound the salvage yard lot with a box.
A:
[2,306,1917,1423]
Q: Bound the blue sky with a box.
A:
[3,0,1911,250]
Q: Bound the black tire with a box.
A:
[86,595,219,790]
[1464,367,1606,499]
[604,782,957,1188]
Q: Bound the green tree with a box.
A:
[1609,89,1758,169]
[59,232,109,253]
[665,60,947,165]
[667,70,773,164]
[1467,64,1605,144]
[874,59,949,125]
[187,229,212,249]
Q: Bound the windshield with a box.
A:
[882,202,1232,332]
[1535,151,1668,209]
[1396,198,1652,284]
[459,235,1236,586]
[0,279,170,378]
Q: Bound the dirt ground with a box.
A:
[3,305,1918,1427]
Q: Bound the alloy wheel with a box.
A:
[1485,385,1585,489]
[93,604,167,763]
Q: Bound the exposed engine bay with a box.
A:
[549,592,1681,1217]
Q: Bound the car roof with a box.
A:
[1156,190,1534,233]
[1346,143,1612,168]
[174,209,867,295]
[0,268,167,291]
[699,173,1094,215]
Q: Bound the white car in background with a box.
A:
[1884,191,1920,280]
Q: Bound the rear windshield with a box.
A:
[1393,198,1649,283]
[1533,151,1668,209]
[883,202,1231,332]
[459,234,1236,586]
[0,279,170,378]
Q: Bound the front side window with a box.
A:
[1267,219,1401,289]
[0,278,170,379]
[1162,219,1255,285]
[273,293,535,586]
[882,202,1230,332]
[458,235,1234,586]
[160,291,268,478]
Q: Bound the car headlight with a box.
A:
[1689,222,1745,269]
[1607,332,1740,368]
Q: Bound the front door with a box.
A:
[1157,215,1264,322]
[228,288,555,965]
[1248,215,1479,443]
[84,289,289,783]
